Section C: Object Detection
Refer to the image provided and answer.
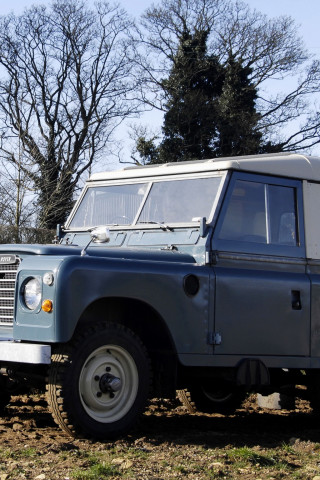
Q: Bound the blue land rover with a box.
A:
[0,152,319,439]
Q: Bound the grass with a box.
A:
[61,441,320,480]
[0,440,318,480]
[225,445,304,477]
[2,394,320,480]
[71,462,121,480]
[68,451,122,479]
[125,446,150,460]
[227,446,277,467]
[0,446,39,461]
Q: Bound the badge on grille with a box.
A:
[0,255,17,264]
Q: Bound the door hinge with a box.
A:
[205,250,218,265]
[208,332,222,345]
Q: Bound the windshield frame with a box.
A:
[64,171,228,231]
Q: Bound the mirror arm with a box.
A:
[81,238,93,257]
[81,227,110,256]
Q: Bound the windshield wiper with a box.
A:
[139,221,173,231]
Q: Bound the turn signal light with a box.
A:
[42,299,53,313]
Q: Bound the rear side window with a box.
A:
[218,179,298,246]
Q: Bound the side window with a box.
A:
[218,179,298,246]
[269,185,297,246]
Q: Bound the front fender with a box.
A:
[14,254,211,354]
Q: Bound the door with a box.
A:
[211,173,310,357]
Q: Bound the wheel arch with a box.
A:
[75,296,178,398]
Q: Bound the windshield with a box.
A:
[68,175,223,228]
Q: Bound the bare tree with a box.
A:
[0,162,36,226]
[0,156,38,242]
[0,0,141,229]
[136,0,320,154]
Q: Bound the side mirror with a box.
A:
[81,226,110,256]
[91,226,110,244]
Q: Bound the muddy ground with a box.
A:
[0,393,319,479]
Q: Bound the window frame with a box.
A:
[212,172,306,258]
[65,172,227,230]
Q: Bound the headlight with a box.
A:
[23,278,41,310]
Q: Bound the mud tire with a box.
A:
[177,384,245,414]
[46,322,151,440]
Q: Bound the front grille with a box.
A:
[0,260,21,326]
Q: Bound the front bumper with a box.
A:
[0,341,51,364]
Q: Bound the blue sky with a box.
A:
[2,0,319,54]
[246,0,320,56]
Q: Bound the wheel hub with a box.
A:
[78,344,139,423]
[99,373,122,394]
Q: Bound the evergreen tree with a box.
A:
[135,30,263,163]
[158,28,224,162]
[215,54,262,157]
[135,0,320,164]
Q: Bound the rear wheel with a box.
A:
[177,384,245,414]
[46,322,151,439]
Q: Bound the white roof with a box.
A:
[89,152,320,183]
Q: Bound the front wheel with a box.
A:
[46,322,151,440]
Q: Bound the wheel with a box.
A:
[177,384,245,414]
[46,322,151,439]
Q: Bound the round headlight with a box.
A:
[24,278,41,310]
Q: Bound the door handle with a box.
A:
[291,290,302,310]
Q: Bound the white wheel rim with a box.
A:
[79,345,139,423]
[202,387,233,403]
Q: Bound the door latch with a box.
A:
[208,332,222,345]
[291,290,302,310]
